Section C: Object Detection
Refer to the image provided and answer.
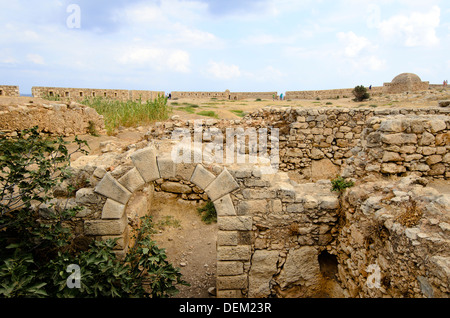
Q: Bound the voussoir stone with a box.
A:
[157,156,176,179]
[205,168,239,201]
[190,164,216,190]
[130,147,160,182]
[118,167,145,193]
[214,194,236,216]
[94,172,132,204]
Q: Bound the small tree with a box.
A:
[352,85,370,102]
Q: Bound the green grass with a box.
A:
[230,109,245,117]
[81,96,171,135]
[197,110,219,119]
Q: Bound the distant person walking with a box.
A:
[280,93,284,100]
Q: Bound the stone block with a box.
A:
[190,164,215,190]
[101,199,126,219]
[248,250,280,298]
[217,261,244,276]
[157,156,176,179]
[429,120,446,133]
[216,289,244,298]
[205,168,239,201]
[242,189,276,200]
[94,172,132,204]
[217,245,252,261]
[161,181,192,194]
[217,275,247,290]
[75,188,102,205]
[175,162,196,181]
[118,167,145,193]
[217,231,238,246]
[381,133,417,145]
[319,196,340,210]
[218,216,252,231]
[130,147,160,182]
[214,195,236,216]
[238,200,268,214]
[84,213,127,236]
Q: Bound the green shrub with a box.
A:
[352,85,370,102]
[0,127,187,298]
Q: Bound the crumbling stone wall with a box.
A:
[0,85,20,97]
[148,106,450,180]
[32,86,164,102]
[0,100,105,136]
[337,176,449,298]
[342,115,450,179]
[171,90,277,101]
[285,87,383,100]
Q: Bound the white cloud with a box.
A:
[117,47,190,73]
[207,61,241,79]
[378,5,441,47]
[27,54,45,65]
[336,32,386,72]
[337,31,376,58]
[167,50,190,73]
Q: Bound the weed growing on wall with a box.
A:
[197,201,217,224]
[331,176,354,193]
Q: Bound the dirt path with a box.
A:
[149,192,218,298]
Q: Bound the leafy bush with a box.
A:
[331,176,354,193]
[0,127,187,298]
[352,85,370,102]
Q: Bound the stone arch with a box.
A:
[89,146,249,297]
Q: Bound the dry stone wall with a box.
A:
[148,106,450,180]
[0,100,105,136]
[285,87,383,100]
[342,114,450,179]
[0,85,20,97]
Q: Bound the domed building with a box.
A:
[383,73,429,94]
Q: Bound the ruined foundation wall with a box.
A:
[0,85,20,97]
[149,106,450,180]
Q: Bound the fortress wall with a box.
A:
[0,85,20,97]
[171,91,229,99]
[285,86,383,100]
[229,92,278,100]
[31,86,164,102]
[129,90,165,101]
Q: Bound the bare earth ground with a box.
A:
[149,192,217,298]
[2,88,449,298]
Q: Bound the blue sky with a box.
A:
[1,0,449,95]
